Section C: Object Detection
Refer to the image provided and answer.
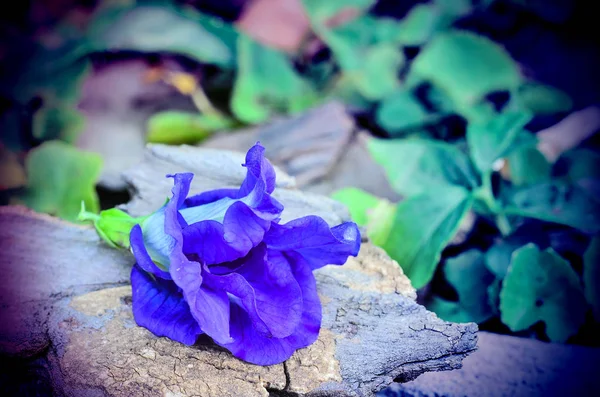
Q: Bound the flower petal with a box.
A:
[182,220,244,265]
[203,244,303,339]
[130,265,201,345]
[165,173,233,345]
[217,251,321,365]
[238,142,276,197]
[184,188,239,207]
[264,216,361,270]
[130,224,172,279]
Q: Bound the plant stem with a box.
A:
[475,171,512,237]
[495,212,512,237]
[192,84,222,116]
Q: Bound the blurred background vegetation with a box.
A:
[1,0,599,346]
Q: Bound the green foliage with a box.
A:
[427,296,475,323]
[395,4,440,46]
[516,83,573,114]
[360,99,597,340]
[444,249,496,323]
[19,141,102,222]
[507,144,552,186]
[500,244,587,342]
[376,90,430,135]
[410,31,521,110]
[368,138,479,196]
[583,237,600,322]
[146,111,236,144]
[302,0,376,23]
[331,187,380,226]
[381,185,473,289]
[231,35,317,124]
[331,187,396,247]
[88,5,236,67]
[466,111,532,174]
[504,182,600,234]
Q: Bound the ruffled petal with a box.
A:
[264,216,361,270]
[184,188,239,207]
[238,142,276,197]
[165,173,233,345]
[130,265,201,345]
[130,224,172,279]
[217,250,321,365]
[204,244,302,338]
[269,250,321,347]
[182,220,244,265]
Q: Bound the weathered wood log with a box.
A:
[0,144,477,396]
[201,102,400,201]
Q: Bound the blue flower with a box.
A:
[129,143,360,365]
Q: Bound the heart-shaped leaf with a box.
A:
[500,244,587,342]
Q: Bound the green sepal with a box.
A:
[78,202,147,250]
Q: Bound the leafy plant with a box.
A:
[334,109,599,342]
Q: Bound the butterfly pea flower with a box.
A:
[128,143,360,365]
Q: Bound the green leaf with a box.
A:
[467,111,533,173]
[352,45,404,100]
[327,75,373,112]
[302,0,376,24]
[485,239,527,279]
[411,31,521,106]
[558,148,600,181]
[365,199,397,247]
[507,143,551,186]
[89,5,235,67]
[396,4,440,46]
[368,138,479,196]
[8,57,90,145]
[32,104,85,143]
[231,35,317,124]
[319,18,404,100]
[555,148,600,199]
[20,141,102,222]
[382,185,474,288]
[444,249,496,323]
[146,111,235,144]
[504,182,600,234]
[583,236,600,321]
[487,278,502,314]
[500,244,587,342]
[516,82,573,114]
[331,187,396,247]
[5,37,91,106]
[427,296,476,323]
[331,187,380,226]
[376,89,430,134]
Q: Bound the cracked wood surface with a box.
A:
[0,145,477,396]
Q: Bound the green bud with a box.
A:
[78,202,147,250]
